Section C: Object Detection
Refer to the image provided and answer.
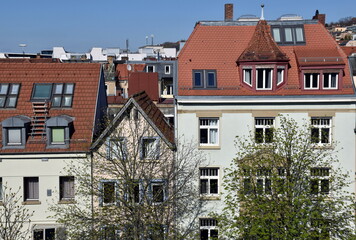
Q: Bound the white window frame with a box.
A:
[256,68,273,90]
[200,218,218,239]
[322,73,338,89]
[164,65,171,74]
[199,118,219,146]
[199,168,219,196]
[255,118,275,143]
[243,68,253,86]
[150,179,167,204]
[304,73,320,89]
[277,68,284,85]
[310,167,330,195]
[140,137,160,160]
[311,117,332,145]
[100,180,119,206]
[107,137,127,161]
[256,168,272,195]
[146,65,155,72]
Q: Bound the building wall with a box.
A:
[176,100,356,214]
[0,153,90,238]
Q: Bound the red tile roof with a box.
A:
[178,21,354,96]
[0,63,103,153]
[238,20,289,62]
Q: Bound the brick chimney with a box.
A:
[225,3,233,21]
[312,10,326,26]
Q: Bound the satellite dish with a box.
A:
[127,64,132,71]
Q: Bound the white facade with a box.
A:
[176,96,356,215]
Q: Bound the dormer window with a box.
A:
[323,73,338,89]
[271,25,305,45]
[1,115,30,149]
[304,73,319,89]
[241,64,287,91]
[302,69,341,90]
[46,115,73,148]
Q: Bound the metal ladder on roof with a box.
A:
[30,101,50,140]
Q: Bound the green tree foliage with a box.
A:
[218,116,355,239]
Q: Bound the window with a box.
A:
[256,168,272,195]
[277,68,284,85]
[310,168,330,195]
[2,116,31,149]
[255,118,274,143]
[31,83,75,107]
[200,218,218,240]
[141,137,160,160]
[33,228,56,240]
[52,83,74,107]
[100,225,119,240]
[150,180,167,203]
[60,176,74,201]
[51,127,65,144]
[304,73,320,89]
[271,26,305,45]
[106,137,127,160]
[200,168,219,196]
[146,65,155,72]
[193,70,217,88]
[46,115,73,148]
[164,65,171,74]
[125,180,141,204]
[243,68,252,86]
[100,180,118,206]
[24,177,39,201]
[0,83,20,108]
[323,73,338,89]
[311,117,331,145]
[256,68,273,90]
[199,118,219,146]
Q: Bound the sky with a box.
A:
[0,0,354,54]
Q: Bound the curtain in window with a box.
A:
[26,177,39,200]
[61,177,74,199]
[209,129,217,144]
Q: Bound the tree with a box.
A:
[0,185,34,240]
[50,99,206,239]
[218,116,355,239]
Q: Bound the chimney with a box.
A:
[312,10,326,26]
[225,3,233,21]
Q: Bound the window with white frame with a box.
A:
[200,168,219,196]
[256,68,273,90]
[59,176,74,201]
[24,177,39,201]
[255,118,274,143]
[199,118,219,146]
[150,180,167,203]
[141,137,160,160]
[146,65,155,72]
[243,68,252,86]
[124,180,141,204]
[304,73,319,89]
[0,83,20,108]
[323,73,338,89]
[200,218,218,240]
[100,180,118,206]
[33,228,56,240]
[107,137,127,160]
[310,167,330,195]
[277,67,285,85]
[311,117,331,145]
[256,168,272,195]
[164,65,171,74]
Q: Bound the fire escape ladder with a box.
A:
[30,101,50,139]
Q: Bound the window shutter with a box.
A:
[106,138,111,160]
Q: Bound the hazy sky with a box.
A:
[0,0,354,53]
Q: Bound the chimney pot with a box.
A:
[225,3,233,21]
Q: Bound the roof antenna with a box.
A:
[260,4,265,20]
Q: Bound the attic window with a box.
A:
[0,83,20,108]
[271,25,305,45]
[31,83,75,107]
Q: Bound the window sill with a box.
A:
[58,199,76,204]
[198,145,220,150]
[312,144,334,150]
[200,195,221,201]
[22,200,41,205]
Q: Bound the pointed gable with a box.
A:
[238,20,289,62]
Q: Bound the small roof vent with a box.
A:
[237,14,259,22]
[277,14,303,21]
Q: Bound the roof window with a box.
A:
[271,25,305,45]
